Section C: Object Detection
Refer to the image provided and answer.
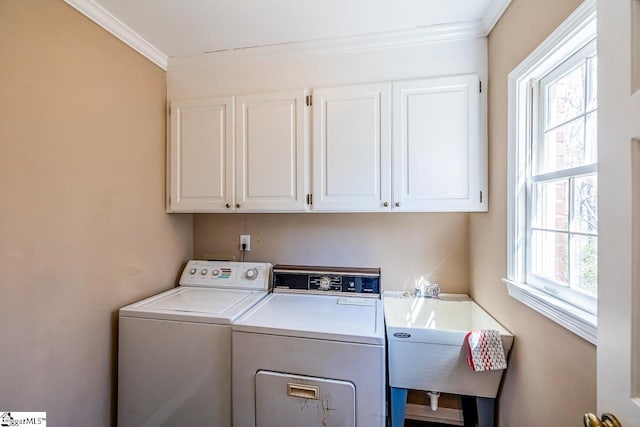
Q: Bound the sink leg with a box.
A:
[461,395,477,427]
[389,387,407,427]
[476,397,495,427]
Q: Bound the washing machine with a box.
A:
[117,260,271,427]
[232,265,385,427]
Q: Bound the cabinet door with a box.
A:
[392,75,487,211]
[235,91,307,212]
[312,83,392,211]
[168,97,234,212]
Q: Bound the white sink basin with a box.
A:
[383,292,513,398]
[384,292,512,345]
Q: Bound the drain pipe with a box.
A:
[427,391,441,411]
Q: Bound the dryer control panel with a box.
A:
[179,260,271,290]
[272,265,380,297]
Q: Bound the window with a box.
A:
[530,40,597,313]
[505,0,597,344]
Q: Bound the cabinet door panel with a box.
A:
[393,75,486,211]
[405,88,468,197]
[325,98,378,196]
[236,91,307,211]
[313,84,391,211]
[168,97,233,212]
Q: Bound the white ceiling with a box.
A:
[65,0,511,68]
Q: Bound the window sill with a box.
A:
[502,278,597,345]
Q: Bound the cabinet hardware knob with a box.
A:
[383,202,389,207]
[236,203,240,208]
[395,202,400,207]
[225,203,231,208]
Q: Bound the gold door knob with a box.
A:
[395,202,400,207]
[584,413,622,427]
[225,203,231,208]
[236,203,240,208]
[383,202,389,207]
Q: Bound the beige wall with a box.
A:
[0,1,192,426]
[469,0,597,425]
[194,213,470,293]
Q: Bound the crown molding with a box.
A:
[64,0,168,70]
[481,0,513,35]
[167,21,485,71]
[64,0,511,73]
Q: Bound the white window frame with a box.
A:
[528,39,597,313]
[504,0,597,344]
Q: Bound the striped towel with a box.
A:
[465,329,507,372]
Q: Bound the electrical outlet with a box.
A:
[240,234,251,251]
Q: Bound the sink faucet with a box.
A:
[415,282,440,298]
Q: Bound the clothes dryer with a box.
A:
[232,265,385,427]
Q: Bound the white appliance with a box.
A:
[117,260,271,427]
[232,265,385,427]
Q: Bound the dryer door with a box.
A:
[255,371,355,427]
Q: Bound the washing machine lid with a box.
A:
[120,287,269,324]
[232,293,384,345]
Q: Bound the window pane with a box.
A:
[546,64,586,129]
[532,180,568,230]
[587,55,597,111]
[572,175,598,233]
[540,118,585,173]
[585,111,597,164]
[571,235,597,294]
[531,230,569,285]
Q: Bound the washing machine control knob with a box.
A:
[318,276,332,291]
[200,269,208,275]
[189,268,197,275]
[245,268,258,280]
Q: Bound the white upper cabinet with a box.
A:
[312,83,392,211]
[168,90,307,213]
[165,30,488,213]
[392,74,486,211]
[311,75,485,212]
[168,96,234,212]
[235,91,307,211]
[167,75,486,213]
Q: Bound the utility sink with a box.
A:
[383,291,513,398]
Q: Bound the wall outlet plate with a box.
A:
[240,234,251,251]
